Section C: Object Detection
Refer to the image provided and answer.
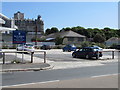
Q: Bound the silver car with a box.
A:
[16,43,35,53]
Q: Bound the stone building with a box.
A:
[14,11,44,34]
[1,12,44,47]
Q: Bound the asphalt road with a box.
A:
[2,62,118,87]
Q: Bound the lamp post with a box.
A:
[35,25,37,45]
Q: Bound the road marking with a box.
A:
[2,80,60,88]
[91,73,118,78]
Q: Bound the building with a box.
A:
[14,11,24,20]
[46,30,86,45]
[105,37,120,46]
[0,13,17,48]
[2,12,45,47]
[14,11,44,34]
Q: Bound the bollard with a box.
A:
[112,51,114,59]
[44,52,46,63]
[22,52,24,63]
[31,52,34,63]
[3,52,5,64]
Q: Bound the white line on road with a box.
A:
[91,73,118,78]
[2,80,60,88]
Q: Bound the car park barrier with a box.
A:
[0,50,46,64]
[101,50,120,59]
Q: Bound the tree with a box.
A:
[45,28,51,35]
[55,37,63,45]
[51,27,59,33]
[93,33,106,43]
[45,27,59,35]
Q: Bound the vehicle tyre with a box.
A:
[96,56,99,60]
[72,53,76,58]
[85,55,89,59]
[68,50,71,52]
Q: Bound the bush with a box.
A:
[80,41,91,48]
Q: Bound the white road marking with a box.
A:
[91,73,118,78]
[2,80,60,88]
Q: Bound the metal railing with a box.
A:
[98,50,120,59]
[0,50,46,64]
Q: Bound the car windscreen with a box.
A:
[26,44,33,47]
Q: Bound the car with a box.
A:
[63,44,77,52]
[72,47,103,59]
[16,43,35,53]
[41,45,51,50]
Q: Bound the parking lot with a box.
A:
[0,49,119,70]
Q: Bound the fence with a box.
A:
[0,50,46,64]
[99,50,120,59]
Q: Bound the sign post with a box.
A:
[13,30,26,63]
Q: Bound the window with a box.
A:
[78,38,84,41]
[68,37,74,41]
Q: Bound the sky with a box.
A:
[2,2,118,31]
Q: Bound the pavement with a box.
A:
[1,63,53,72]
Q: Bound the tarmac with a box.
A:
[1,63,53,72]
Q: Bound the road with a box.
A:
[2,62,118,87]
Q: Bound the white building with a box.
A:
[0,13,17,48]
[105,37,120,46]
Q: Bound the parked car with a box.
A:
[16,43,35,53]
[72,47,103,59]
[41,45,51,50]
[63,44,77,52]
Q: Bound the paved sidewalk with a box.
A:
[1,63,52,72]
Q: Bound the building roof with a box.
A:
[0,18,5,24]
[60,30,86,38]
[106,37,120,42]
[46,30,86,39]
[0,13,17,32]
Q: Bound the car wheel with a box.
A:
[85,55,89,59]
[72,53,76,58]
[68,50,71,52]
[96,56,99,60]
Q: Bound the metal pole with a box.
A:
[3,52,5,64]
[44,52,46,63]
[31,52,34,63]
[112,51,114,59]
[22,52,24,63]
[15,52,17,61]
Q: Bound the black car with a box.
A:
[72,47,103,59]
[41,45,51,50]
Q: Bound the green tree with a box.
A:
[45,27,59,35]
[45,28,51,35]
[93,33,106,43]
[55,37,63,45]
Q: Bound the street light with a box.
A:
[35,25,37,45]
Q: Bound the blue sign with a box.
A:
[13,30,26,44]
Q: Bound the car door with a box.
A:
[76,48,86,58]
